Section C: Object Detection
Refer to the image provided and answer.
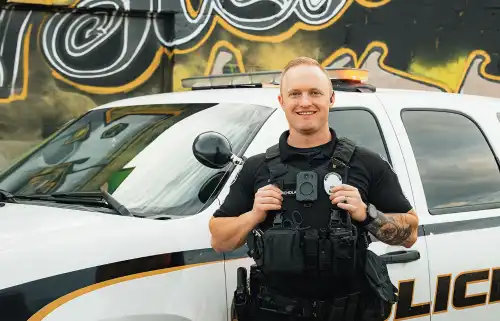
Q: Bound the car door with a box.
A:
[221,93,432,321]
[329,95,432,321]
[382,92,500,321]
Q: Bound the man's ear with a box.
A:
[278,94,284,108]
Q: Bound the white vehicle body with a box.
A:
[0,73,499,321]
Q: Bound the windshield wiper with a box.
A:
[12,190,133,217]
[0,189,16,205]
[50,191,133,217]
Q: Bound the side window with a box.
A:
[328,108,389,162]
[402,110,500,214]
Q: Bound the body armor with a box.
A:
[247,137,370,278]
[234,138,399,321]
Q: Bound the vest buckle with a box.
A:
[272,212,283,227]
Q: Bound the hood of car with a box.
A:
[0,201,200,291]
[0,202,134,252]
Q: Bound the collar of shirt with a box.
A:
[278,128,338,164]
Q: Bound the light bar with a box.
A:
[182,70,281,89]
[181,67,369,89]
[326,67,369,82]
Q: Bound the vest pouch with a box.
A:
[318,229,333,271]
[261,227,305,274]
[303,229,319,270]
[364,250,399,304]
[330,227,357,278]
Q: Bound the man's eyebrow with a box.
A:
[287,87,324,92]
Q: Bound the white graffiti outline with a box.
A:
[212,0,344,30]
[42,0,154,79]
[79,0,131,11]
[66,14,117,56]
[156,0,346,47]
[153,0,212,48]
[305,0,329,11]
[39,0,348,85]
[0,60,5,88]
[212,0,298,30]
[230,0,286,9]
[298,0,342,21]
[0,9,9,87]
[0,9,32,92]
[11,11,32,95]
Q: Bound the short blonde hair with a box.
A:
[280,57,333,94]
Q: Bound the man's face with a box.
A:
[278,64,333,135]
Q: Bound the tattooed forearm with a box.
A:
[365,212,414,246]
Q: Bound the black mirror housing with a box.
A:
[192,131,235,169]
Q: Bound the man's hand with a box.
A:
[251,184,283,223]
[329,184,367,222]
[330,184,418,248]
[209,184,283,253]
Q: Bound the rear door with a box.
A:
[380,91,500,321]
[328,94,432,321]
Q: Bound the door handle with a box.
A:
[380,250,420,264]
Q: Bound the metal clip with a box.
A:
[331,157,349,169]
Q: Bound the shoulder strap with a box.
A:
[332,137,372,247]
[331,137,357,168]
[263,143,286,226]
[263,143,287,185]
[265,143,280,161]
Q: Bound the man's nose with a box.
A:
[299,93,312,105]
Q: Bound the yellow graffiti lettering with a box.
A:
[204,40,245,76]
[185,0,203,20]
[356,0,392,8]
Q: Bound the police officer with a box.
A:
[209,57,419,321]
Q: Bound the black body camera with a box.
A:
[296,171,318,202]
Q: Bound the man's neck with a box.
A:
[287,127,332,149]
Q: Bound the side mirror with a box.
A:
[192,131,244,169]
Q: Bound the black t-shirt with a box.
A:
[214,128,412,219]
[213,128,413,298]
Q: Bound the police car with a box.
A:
[0,68,498,321]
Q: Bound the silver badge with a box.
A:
[324,172,342,195]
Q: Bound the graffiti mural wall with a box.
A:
[1,0,500,169]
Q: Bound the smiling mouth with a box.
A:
[297,111,316,115]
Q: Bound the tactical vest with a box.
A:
[247,137,370,279]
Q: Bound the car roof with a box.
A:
[94,87,284,110]
[94,86,500,113]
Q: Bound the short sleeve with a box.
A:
[368,155,413,214]
[212,156,262,218]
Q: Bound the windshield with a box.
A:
[0,102,274,217]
